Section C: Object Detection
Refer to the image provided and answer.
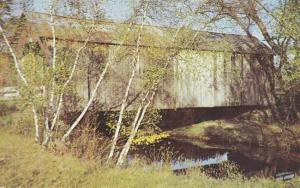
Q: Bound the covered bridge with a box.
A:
[1,12,273,113]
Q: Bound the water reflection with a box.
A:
[172,152,228,171]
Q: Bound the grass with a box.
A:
[169,116,300,151]
[0,128,298,188]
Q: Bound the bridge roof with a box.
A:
[5,11,273,55]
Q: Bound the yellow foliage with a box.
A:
[133,132,170,145]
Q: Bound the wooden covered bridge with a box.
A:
[0,12,273,125]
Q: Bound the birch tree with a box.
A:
[0,0,40,141]
[1,0,105,145]
[107,0,149,162]
[109,0,219,165]
[61,18,137,142]
[41,0,103,146]
[115,25,208,166]
[0,24,40,141]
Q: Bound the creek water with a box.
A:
[134,139,300,178]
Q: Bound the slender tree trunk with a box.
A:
[116,106,142,166]
[0,24,41,141]
[40,1,98,146]
[43,117,50,146]
[42,20,95,146]
[61,59,111,142]
[49,4,56,117]
[115,22,201,165]
[43,6,57,146]
[61,20,134,142]
[256,56,282,121]
[0,25,28,85]
[117,90,156,166]
[32,106,40,142]
[107,66,137,161]
[87,62,91,100]
[107,3,149,161]
[115,25,199,165]
[107,20,146,162]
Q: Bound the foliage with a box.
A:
[201,161,241,179]
[142,62,168,89]
[0,0,13,23]
[107,108,163,142]
[19,51,47,108]
[274,1,300,122]
[273,1,300,42]
[133,132,170,146]
[0,103,34,137]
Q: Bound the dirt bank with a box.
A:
[168,110,300,152]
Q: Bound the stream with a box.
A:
[133,139,300,178]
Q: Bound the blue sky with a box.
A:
[24,0,281,42]
[29,0,137,21]
[102,0,137,21]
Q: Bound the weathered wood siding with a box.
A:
[75,47,264,110]
[173,50,261,108]
[1,12,272,111]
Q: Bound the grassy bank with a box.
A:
[169,111,300,151]
[0,129,298,187]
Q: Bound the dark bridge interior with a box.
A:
[158,106,261,130]
[63,106,262,133]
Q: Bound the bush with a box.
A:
[0,102,35,137]
[69,125,111,164]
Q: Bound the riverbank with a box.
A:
[0,127,295,187]
[169,110,300,151]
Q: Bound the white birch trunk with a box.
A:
[0,25,28,85]
[107,66,137,161]
[43,3,95,146]
[50,93,63,130]
[117,90,156,165]
[115,12,205,165]
[42,5,56,146]
[61,19,134,142]
[107,3,149,161]
[32,106,40,142]
[49,5,56,113]
[107,15,147,161]
[42,5,57,146]
[42,117,50,146]
[61,59,111,142]
[116,106,143,166]
[49,21,95,133]
[0,24,41,141]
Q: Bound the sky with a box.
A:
[27,0,243,33]
[29,0,137,21]
[102,0,136,21]
[11,0,281,42]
